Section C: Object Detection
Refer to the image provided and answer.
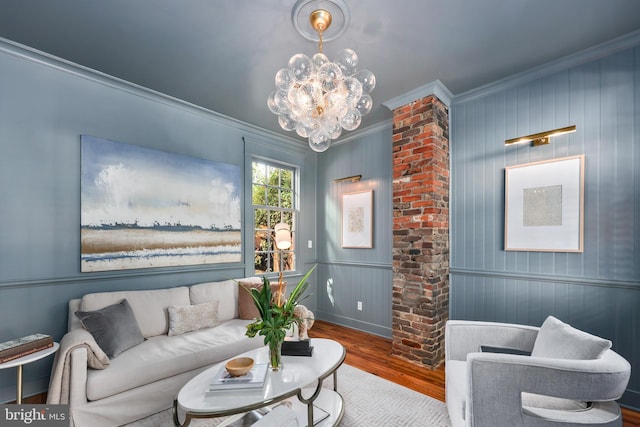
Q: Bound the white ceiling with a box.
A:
[1,0,639,142]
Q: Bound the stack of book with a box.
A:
[206,363,268,393]
[0,334,53,364]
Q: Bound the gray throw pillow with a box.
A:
[531,315,611,360]
[75,299,144,358]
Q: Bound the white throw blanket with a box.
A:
[47,328,110,404]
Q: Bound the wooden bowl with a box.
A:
[225,357,254,377]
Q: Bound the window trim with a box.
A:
[251,158,299,277]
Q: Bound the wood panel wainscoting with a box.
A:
[309,320,640,427]
[16,320,639,427]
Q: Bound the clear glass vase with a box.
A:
[268,339,283,371]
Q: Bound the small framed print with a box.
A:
[341,190,373,248]
[505,155,584,252]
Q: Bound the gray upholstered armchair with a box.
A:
[445,316,631,427]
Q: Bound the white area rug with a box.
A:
[128,364,451,427]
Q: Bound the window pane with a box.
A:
[267,187,279,207]
[282,211,293,225]
[281,189,292,209]
[281,169,293,190]
[269,211,281,228]
[254,251,268,274]
[253,162,266,184]
[254,209,268,228]
[255,250,277,274]
[254,229,269,252]
[267,165,279,185]
[252,185,266,206]
[281,252,294,272]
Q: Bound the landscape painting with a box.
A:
[80,135,241,272]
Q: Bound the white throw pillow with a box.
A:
[167,301,220,336]
[531,316,611,360]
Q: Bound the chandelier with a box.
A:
[267,2,375,152]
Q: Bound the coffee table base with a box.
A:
[174,374,344,427]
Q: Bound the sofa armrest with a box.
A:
[68,347,89,406]
[467,350,631,426]
[445,320,539,362]
[47,328,109,405]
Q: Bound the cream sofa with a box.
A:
[47,278,265,427]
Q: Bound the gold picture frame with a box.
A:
[505,155,584,252]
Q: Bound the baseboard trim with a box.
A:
[315,311,392,339]
[1,391,47,405]
[620,389,640,414]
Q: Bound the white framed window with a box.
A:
[251,160,297,274]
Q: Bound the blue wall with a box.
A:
[450,42,640,408]
[315,126,394,338]
[0,40,317,402]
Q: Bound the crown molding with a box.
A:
[382,79,454,111]
[0,36,302,147]
[452,29,640,105]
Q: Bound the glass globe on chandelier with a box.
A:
[267,8,376,152]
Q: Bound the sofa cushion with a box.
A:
[167,301,220,336]
[238,279,280,320]
[75,299,144,358]
[189,279,238,322]
[531,316,611,360]
[86,319,263,401]
[80,287,190,338]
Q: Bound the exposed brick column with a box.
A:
[391,95,449,369]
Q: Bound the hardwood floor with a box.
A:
[310,320,640,427]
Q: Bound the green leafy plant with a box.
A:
[243,265,316,348]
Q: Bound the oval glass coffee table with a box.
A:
[174,338,345,427]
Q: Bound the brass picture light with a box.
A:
[505,125,576,146]
[333,174,362,183]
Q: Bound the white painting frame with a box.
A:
[505,155,584,252]
[341,190,373,248]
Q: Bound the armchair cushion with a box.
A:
[531,316,611,360]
